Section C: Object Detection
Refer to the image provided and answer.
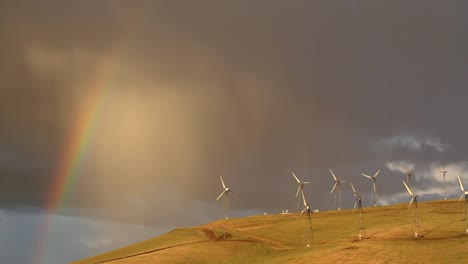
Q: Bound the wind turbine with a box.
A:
[330,169,345,210]
[457,175,468,203]
[457,175,468,234]
[361,169,380,207]
[216,176,232,219]
[350,182,365,240]
[298,190,313,247]
[403,181,421,238]
[440,168,448,200]
[350,182,364,212]
[292,172,310,212]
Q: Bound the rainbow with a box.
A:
[34,55,117,264]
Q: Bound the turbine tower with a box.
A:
[350,182,365,240]
[292,172,310,212]
[457,175,468,234]
[216,176,233,219]
[298,190,313,247]
[403,181,422,238]
[361,169,380,207]
[329,169,345,211]
[440,168,448,200]
[405,170,413,188]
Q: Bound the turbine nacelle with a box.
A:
[440,169,448,177]
[361,170,380,181]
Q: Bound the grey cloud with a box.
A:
[377,136,449,152]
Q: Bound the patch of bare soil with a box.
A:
[201,228,220,241]
[342,246,359,250]
[218,226,291,250]
[201,228,233,241]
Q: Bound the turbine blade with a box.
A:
[330,182,337,194]
[216,190,226,201]
[303,182,311,184]
[373,182,377,194]
[298,208,306,219]
[220,176,226,189]
[361,174,372,179]
[350,182,356,195]
[403,181,413,196]
[458,175,465,192]
[459,193,465,203]
[353,201,357,212]
[292,172,301,184]
[296,185,302,197]
[302,191,308,207]
[374,170,381,178]
[408,198,413,209]
[330,169,337,181]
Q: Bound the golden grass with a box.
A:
[73,200,468,264]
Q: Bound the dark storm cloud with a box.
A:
[1,0,468,226]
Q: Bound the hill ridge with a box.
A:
[73,200,468,264]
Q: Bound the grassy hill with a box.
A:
[73,200,467,264]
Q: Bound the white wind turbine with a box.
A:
[292,172,311,212]
[298,190,313,247]
[403,181,422,238]
[361,170,380,207]
[350,182,365,240]
[350,182,364,212]
[216,176,233,219]
[457,175,468,234]
[457,175,468,203]
[440,168,448,200]
[330,169,345,211]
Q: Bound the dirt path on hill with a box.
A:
[216,225,292,250]
[92,227,286,264]
[92,240,211,264]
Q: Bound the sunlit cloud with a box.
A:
[387,161,415,173]
[383,161,468,201]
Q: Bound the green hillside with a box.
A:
[73,200,467,264]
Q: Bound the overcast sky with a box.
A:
[1,1,468,263]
